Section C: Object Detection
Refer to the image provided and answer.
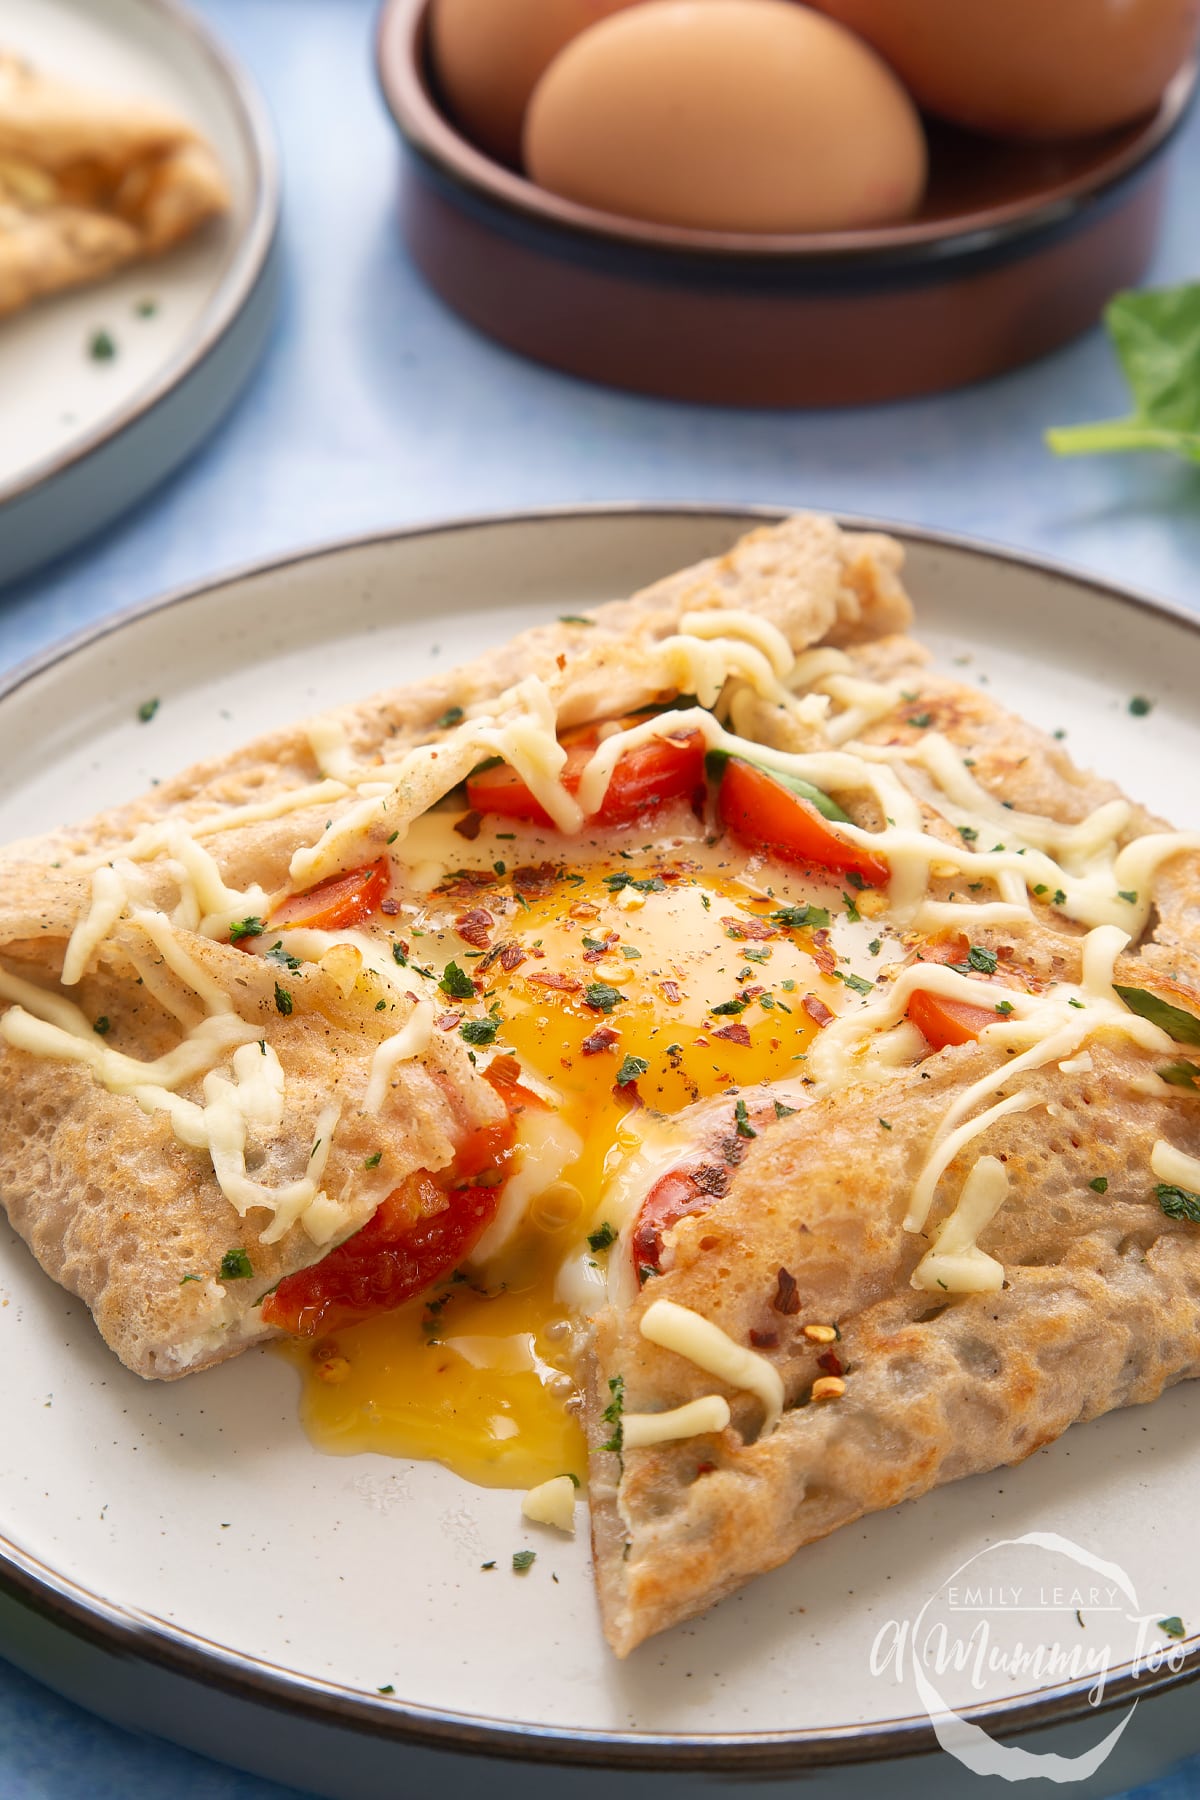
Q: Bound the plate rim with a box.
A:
[2,500,1199,1773]
[0,0,280,513]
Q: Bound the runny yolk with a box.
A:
[282,835,878,1491]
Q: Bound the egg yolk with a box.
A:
[283,819,890,1489]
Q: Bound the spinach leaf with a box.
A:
[1046,285,1200,464]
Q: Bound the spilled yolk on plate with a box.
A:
[282,809,898,1488]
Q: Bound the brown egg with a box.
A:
[524,0,927,233]
[429,0,646,164]
[807,0,1200,139]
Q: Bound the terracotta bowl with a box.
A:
[376,0,1197,408]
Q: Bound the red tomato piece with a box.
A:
[631,1167,716,1279]
[717,758,889,887]
[268,857,391,932]
[466,718,705,830]
[260,1169,504,1338]
[905,988,1000,1051]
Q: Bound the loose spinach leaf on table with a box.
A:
[1046,283,1200,464]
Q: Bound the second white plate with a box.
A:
[0,0,278,586]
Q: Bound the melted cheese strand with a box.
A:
[623,1396,731,1449]
[0,999,256,1093]
[912,1157,1008,1294]
[62,866,129,986]
[906,1090,1041,1235]
[307,718,359,783]
[1151,1139,1200,1192]
[819,674,905,746]
[677,609,795,679]
[641,1298,784,1433]
[364,999,435,1114]
[133,910,232,1016]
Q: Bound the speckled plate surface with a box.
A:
[0,508,1198,1799]
[0,0,278,587]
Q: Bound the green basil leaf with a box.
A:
[1113,984,1200,1046]
[1047,284,1200,464]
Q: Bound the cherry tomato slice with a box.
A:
[717,758,889,887]
[905,934,1013,1049]
[905,988,1000,1051]
[260,1168,504,1338]
[260,1066,541,1338]
[631,1167,715,1280]
[269,857,390,932]
[466,719,705,830]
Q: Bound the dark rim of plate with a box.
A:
[0,504,1197,1771]
[0,0,281,512]
[375,0,1198,286]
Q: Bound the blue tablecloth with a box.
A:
[2,2,1200,1793]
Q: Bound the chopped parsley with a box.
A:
[907,712,933,729]
[868,938,881,956]
[228,916,264,942]
[734,1098,756,1139]
[391,942,407,966]
[1089,1176,1108,1194]
[1158,1616,1186,1639]
[461,1017,499,1046]
[770,905,830,930]
[958,825,978,843]
[558,615,594,626]
[588,1222,617,1252]
[879,1118,892,1130]
[273,983,293,1016]
[480,1560,496,1570]
[951,944,998,976]
[220,1248,253,1281]
[842,891,861,923]
[1128,695,1154,717]
[89,328,116,361]
[615,1054,649,1087]
[437,706,464,728]
[1117,890,1138,904]
[1053,889,1067,907]
[179,1273,201,1285]
[774,1100,798,1119]
[835,971,873,996]
[620,945,642,960]
[583,981,623,1012]
[512,1550,537,1573]
[267,942,302,972]
[136,697,160,724]
[363,1151,383,1169]
[386,831,400,845]
[439,961,476,1001]
[1158,1183,1200,1223]
[604,872,666,894]
[135,297,159,318]
[711,997,747,1015]
[377,1684,395,1695]
[92,1016,111,1036]
[995,1000,1014,1016]
[374,998,387,1011]
[600,1374,625,1456]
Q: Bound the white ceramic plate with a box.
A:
[0,0,278,587]
[1,507,1199,1800]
